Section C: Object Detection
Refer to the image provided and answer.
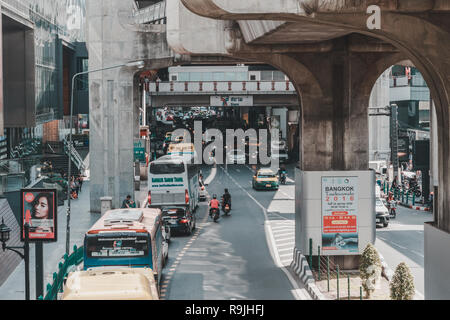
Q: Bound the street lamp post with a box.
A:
[65,60,145,255]
[0,218,30,300]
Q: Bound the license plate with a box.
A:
[376,218,380,223]
[266,184,271,187]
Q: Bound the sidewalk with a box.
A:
[0,175,150,300]
[0,180,99,300]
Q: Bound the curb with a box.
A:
[381,195,431,212]
[397,202,431,211]
[290,248,325,300]
[378,251,424,300]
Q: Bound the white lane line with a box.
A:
[271,224,295,228]
[219,165,310,300]
[275,235,295,241]
[272,230,295,235]
[204,165,217,185]
[278,248,294,253]
[277,243,295,249]
[162,165,216,299]
[390,242,408,250]
[411,250,424,258]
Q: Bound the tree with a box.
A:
[390,262,415,300]
[359,243,382,299]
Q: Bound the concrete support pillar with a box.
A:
[87,0,142,212]
[259,44,384,269]
[89,70,139,212]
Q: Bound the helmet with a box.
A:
[212,194,217,199]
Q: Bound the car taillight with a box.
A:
[148,191,151,205]
[180,219,188,224]
[185,189,189,204]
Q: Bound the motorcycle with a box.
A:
[408,184,422,198]
[388,200,397,219]
[280,172,287,185]
[210,208,220,222]
[223,203,231,216]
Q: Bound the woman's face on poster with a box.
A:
[34,196,49,219]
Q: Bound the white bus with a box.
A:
[148,155,200,213]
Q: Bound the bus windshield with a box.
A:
[85,234,150,258]
[150,162,185,174]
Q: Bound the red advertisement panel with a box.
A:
[20,189,58,242]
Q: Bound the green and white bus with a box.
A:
[148,155,200,213]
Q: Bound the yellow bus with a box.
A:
[61,267,159,300]
[167,142,195,158]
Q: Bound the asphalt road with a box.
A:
[160,162,431,300]
[160,164,304,300]
[374,205,433,298]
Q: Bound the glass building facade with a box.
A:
[29,0,86,123]
[1,0,87,159]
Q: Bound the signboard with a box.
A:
[321,177,359,254]
[151,176,184,188]
[210,96,253,107]
[20,189,57,242]
[134,139,146,163]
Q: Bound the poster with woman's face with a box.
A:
[20,189,57,242]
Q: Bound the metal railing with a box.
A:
[149,80,296,94]
[134,0,166,24]
[63,139,86,174]
[38,245,83,300]
[390,74,428,88]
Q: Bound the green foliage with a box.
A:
[359,243,382,298]
[390,262,415,300]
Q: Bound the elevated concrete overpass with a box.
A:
[87,0,450,298]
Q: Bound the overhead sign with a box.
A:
[21,189,58,242]
[210,96,253,107]
[321,177,359,254]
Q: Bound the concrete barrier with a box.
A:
[290,247,325,300]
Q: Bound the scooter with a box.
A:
[210,208,220,222]
[388,200,397,219]
[280,172,287,185]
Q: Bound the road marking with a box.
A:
[411,250,424,258]
[218,165,310,300]
[161,164,217,300]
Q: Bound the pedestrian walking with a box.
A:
[78,174,83,192]
[74,177,80,195]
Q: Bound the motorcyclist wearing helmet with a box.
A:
[209,194,220,217]
[221,188,231,210]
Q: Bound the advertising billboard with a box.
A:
[321,177,359,254]
[20,189,58,242]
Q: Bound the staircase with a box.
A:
[41,154,80,177]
